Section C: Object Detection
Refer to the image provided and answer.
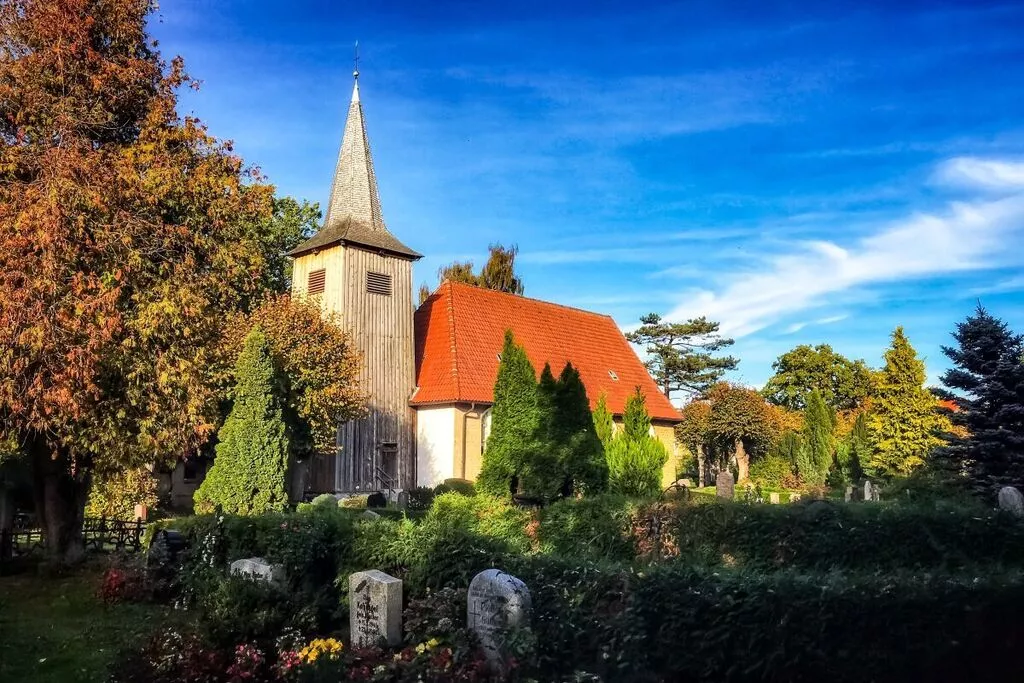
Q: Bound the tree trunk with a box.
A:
[696,443,706,488]
[29,435,90,565]
[734,439,749,483]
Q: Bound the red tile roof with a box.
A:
[412,281,681,422]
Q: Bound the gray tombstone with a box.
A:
[230,557,284,584]
[361,509,382,521]
[467,569,532,672]
[863,480,873,502]
[349,570,403,648]
[845,485,853,503]
[396,490,410,510]
[998,486,1024,516]
[715,471,735,499]
[769,492,780,504]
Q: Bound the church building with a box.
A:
[289,75,682,495]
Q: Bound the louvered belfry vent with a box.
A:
[366,271,392,296]
[307,268,326,295]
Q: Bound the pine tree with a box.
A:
[194,328,290,515]
[940,306,1024,495]
[592,393,615,446]
[477,331,539,496]
[867,327,951,478]
[801,389,835,487]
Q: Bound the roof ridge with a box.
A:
[444,281,460,398]
[442,279,617,321]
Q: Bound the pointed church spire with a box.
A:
[290,66,420,259]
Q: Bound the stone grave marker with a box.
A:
[715,471,735,499]
[467,569,532,672]
[230,557,284,584]
[863,480,873,502]
[349,570,402,647]
[769,492,780,504]
[845,485,853,503]
[998,486,1024,516]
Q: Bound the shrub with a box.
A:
[406,486,435,511]
[748,453,793,489]
[433,478,476,497]
[86,466,159,520]
[537,494,638,562]
[311,493,337,507]
[194,328,290,515]
[421,492,532,554]
[605,436,667,498]
[339,494,368,509]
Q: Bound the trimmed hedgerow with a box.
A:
[664,500,1024,571]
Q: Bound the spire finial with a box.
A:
[353,41,360,81]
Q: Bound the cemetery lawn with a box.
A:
[0,566,181,683]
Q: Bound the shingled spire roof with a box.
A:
[290,75,421,259]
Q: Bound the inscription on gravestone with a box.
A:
[349,570,402,647]
[716,471,735,499]
[467,569,532,671]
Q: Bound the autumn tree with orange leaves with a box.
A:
[0,0,281,561]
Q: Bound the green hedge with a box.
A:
[666,500,1024,571]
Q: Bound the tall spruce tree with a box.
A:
[194,328,290,515]
[623,386,653,441]
[867,327,951,478]
[553,363,608,495]
[477,331,539,496]
[605,388,668,497]
[940,306,1024,495]
[841,412,869,482]
[592,393,615,446]
[800,389,835,486]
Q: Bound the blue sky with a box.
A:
[152,0,1024,389]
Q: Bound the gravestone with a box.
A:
[845,485,853,503]
[998,486,1024,516]
[230,557,284,584]
[467,569,532,672]
[715,471,735,499]
[349,570,402,647]
[863,481,873,502]
[396,490,409,510]
[361,509,382,521]
[769,492,780,504]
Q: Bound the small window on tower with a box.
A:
[366,271,392,296]
[307,269,326,296]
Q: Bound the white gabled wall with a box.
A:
[416,406,456,487]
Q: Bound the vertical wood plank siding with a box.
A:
[292,244,416,492]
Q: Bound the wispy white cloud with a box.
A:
[937,157,1024,191]
[662,157,1024,338]
[783,314,849,335]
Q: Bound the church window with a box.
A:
[307,268,326,295]
[366,271,392,296]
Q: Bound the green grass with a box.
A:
[0,564,178,683]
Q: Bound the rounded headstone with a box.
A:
[998,486,1024,516]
